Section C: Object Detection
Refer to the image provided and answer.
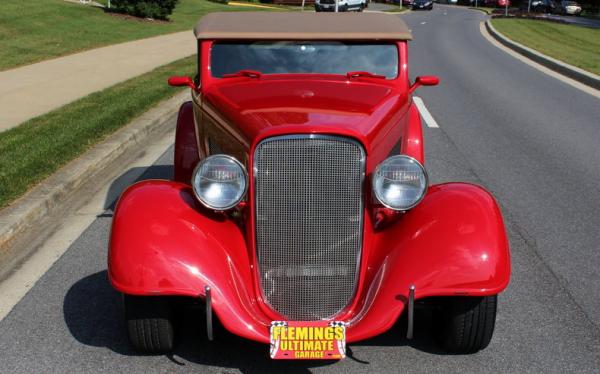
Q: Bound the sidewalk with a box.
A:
[0,31,195,132]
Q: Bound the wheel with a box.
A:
[314,5,321,11]
[124,295,175,353]
[436,295,497,354]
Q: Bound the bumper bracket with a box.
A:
[205,285,213,341]
[407,284,415,339]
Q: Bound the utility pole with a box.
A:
[527,0,531,12]
[505,0,508,16]
[335,0,339,12]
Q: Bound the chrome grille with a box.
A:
[254,135,365,320]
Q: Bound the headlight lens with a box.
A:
[372,155,428,210]
[192,155,247,210]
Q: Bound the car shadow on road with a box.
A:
[102,164,174,211]
[64,271,451,372]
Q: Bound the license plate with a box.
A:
[270,321,346,360]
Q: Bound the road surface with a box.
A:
[544,13,600,28]
[0,5,599,373]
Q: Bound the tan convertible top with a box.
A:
[194,12,412,41]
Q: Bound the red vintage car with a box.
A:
[108,12,510,359]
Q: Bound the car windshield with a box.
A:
[210,41,399,79]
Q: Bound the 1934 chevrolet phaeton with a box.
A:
[108,12,510,359]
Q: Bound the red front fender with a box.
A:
[108,180,269,341]
[108,181,510,343]
[348,183,511,341]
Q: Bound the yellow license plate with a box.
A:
[270,321,346,360]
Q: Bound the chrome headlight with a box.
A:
[372,155,428,210]
[192,155,248,210]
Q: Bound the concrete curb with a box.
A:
[0,90,188,280]
[485,20,600,90]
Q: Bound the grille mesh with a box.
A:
[254,136,364,320]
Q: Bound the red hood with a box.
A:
[202,77,409,150]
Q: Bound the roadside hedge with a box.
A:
[110,0,179,20]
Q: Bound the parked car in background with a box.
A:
[315,0,366,11]
[554,0,582,15]
[481,0,510,7]
[413,0,434,9]
[526,0,556,13]
[110,11,511,359]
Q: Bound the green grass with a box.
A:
[0,0,266,71]
[383,7,410,13]
[0,56,195,209]
[492,18,600,75]
[469,6,495,15]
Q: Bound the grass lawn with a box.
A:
[469,6,496,15]
[383,7,411,13]
[0,0,273,71]
[491,19,600,75]
[0,56,194,209]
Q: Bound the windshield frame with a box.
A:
[206,40,403,81]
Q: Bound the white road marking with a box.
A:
[420,21,427,25]
[0,129,175,321]
[479,22,600,99]
[412,96,440,128]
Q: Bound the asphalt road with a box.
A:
[543,13,600,28]
[1,6,599,373]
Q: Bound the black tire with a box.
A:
[437,295,497,354]
[124,295,175,354]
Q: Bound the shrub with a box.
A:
[110,0,179,20]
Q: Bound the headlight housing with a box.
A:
[372,155,428,210]
[192,155,248,210]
